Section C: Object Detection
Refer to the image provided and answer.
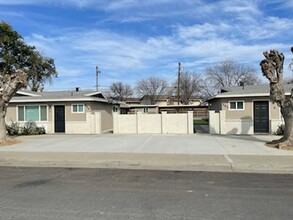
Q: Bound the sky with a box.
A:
[1,0,293,91]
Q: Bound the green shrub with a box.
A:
[275,124,285,135]
[21,122,46,135]
[6,121,21,135]
[6,121,46,136]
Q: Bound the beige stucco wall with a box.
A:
[113,112,193,134]
[209,110,283,135]
[6,101,113,134]
[64,102,87,121]
[113,114,137,133]
[6,102,52,133]
[137,113,162,133]
[270,102,280,120]
[209,96,282,135]
[89,102,113,132]
[217,97,280,120]
[5,104,17,122]
[221,98,253,120]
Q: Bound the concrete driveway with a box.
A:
[0,133,292,156]
[0,134,293,174]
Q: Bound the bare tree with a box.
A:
[110,82,133,101]
[201,78,219,99]
[260,48,293,149]
[135,76,168,104]
[175,71,202,104]
[204,59,260,97]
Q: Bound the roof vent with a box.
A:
[75,87,79,92]
[239,81,244,89]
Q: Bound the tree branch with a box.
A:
[0,70,28,104]
[260,50,285,106]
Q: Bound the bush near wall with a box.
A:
[6,121,46,136]
[274,124,285,135]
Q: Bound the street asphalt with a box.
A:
[0,133,293,174]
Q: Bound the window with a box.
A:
[113,106,119,113]
[72,104,84,113]
[18,105,47,122]
[229,101,244,110]
[143,107,149,113]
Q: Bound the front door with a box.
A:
[254,101,269,133]
[54,105,65,133]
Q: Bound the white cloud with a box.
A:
[243,16,293,40]
[221,0,261,15]
[24,22,293,91]
[24,29,181,90]
[3,0,293,89]
[176,23,232,40]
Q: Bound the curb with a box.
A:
[229,155,293,174]
[0,152,292,174]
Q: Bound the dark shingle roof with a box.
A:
[10,90,109,103]
[209,84,293,100]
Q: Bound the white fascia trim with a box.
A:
[161,104,201,107]
[130,104,158,107]
[215,92,292,99]
[215,93,269,98]
[10,97,109,103]
[16,91,41,97]
[84,91,103,97]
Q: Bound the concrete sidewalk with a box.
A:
[0,134,293,174]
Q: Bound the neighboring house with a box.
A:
[5,89,115,134]
[124,98,141,105]
[139,95,203,106]
[121,95,207,117]
[207,84,289,135]
[158,105,208,118]
[127,105,158,114]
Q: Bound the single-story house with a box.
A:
[207,84,291,135]
[138,95,203,106]
[121,96,206,116]
[5,89,115,134]
[158,105,208,118]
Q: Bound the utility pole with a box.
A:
[177,62,181,105]
[289,59,293,84]
[96,66,100,91]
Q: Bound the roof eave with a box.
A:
[10,97,109,103]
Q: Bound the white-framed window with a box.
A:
[143,107,149,113]
[72,104,84,113]
[17,105,47,122]
[228,100,245,110]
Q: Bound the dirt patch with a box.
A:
[279,146,293,151]
[0,138,20,147]
[266,143,293,151]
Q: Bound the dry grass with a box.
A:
[0,137,20,147]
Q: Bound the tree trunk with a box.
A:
[260,49,293,149]
[0,102,7,144]
[0,71,28,144]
